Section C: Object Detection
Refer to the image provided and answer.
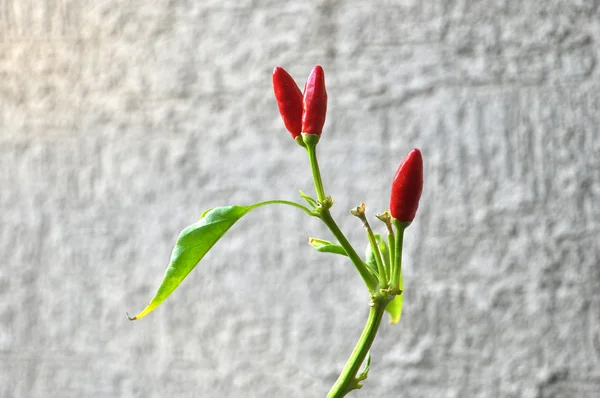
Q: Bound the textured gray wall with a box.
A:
[1,1,600,397]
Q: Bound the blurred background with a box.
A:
[1,1,600,397]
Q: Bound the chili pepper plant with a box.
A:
[129,65,423,398]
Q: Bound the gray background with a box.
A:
[1,1,599,397]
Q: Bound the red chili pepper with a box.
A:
[390,148,423,222]
[301,65,327,135]
[272,66,303,139]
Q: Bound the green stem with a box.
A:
[391,220,407,289]
[387,231,395,283]
[305,138,326,203]
[251,199,314,216]
[327,298,388,398]
[301,134,376,291]
[320,209,378,292]
[362,218,388,287]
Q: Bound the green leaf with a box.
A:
[357,351,372,382]
[308,237,347,256]
[386,271,403,324]
[298,189,318,207]
[348,351,372,392]
[199,208,214,219]
[129,205,255,320]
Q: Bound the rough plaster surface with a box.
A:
[1,1,600,397]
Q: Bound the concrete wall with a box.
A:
[1,1,599,397]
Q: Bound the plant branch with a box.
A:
[365,221,388,287]
[391,219,407,289]
[327,297,389,398]
[320,209,378,292]
[251,199,315,216]
[304,135,326,203]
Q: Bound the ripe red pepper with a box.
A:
[390,148,423,222]
[301,65,327,135]
[272,66,303,139]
